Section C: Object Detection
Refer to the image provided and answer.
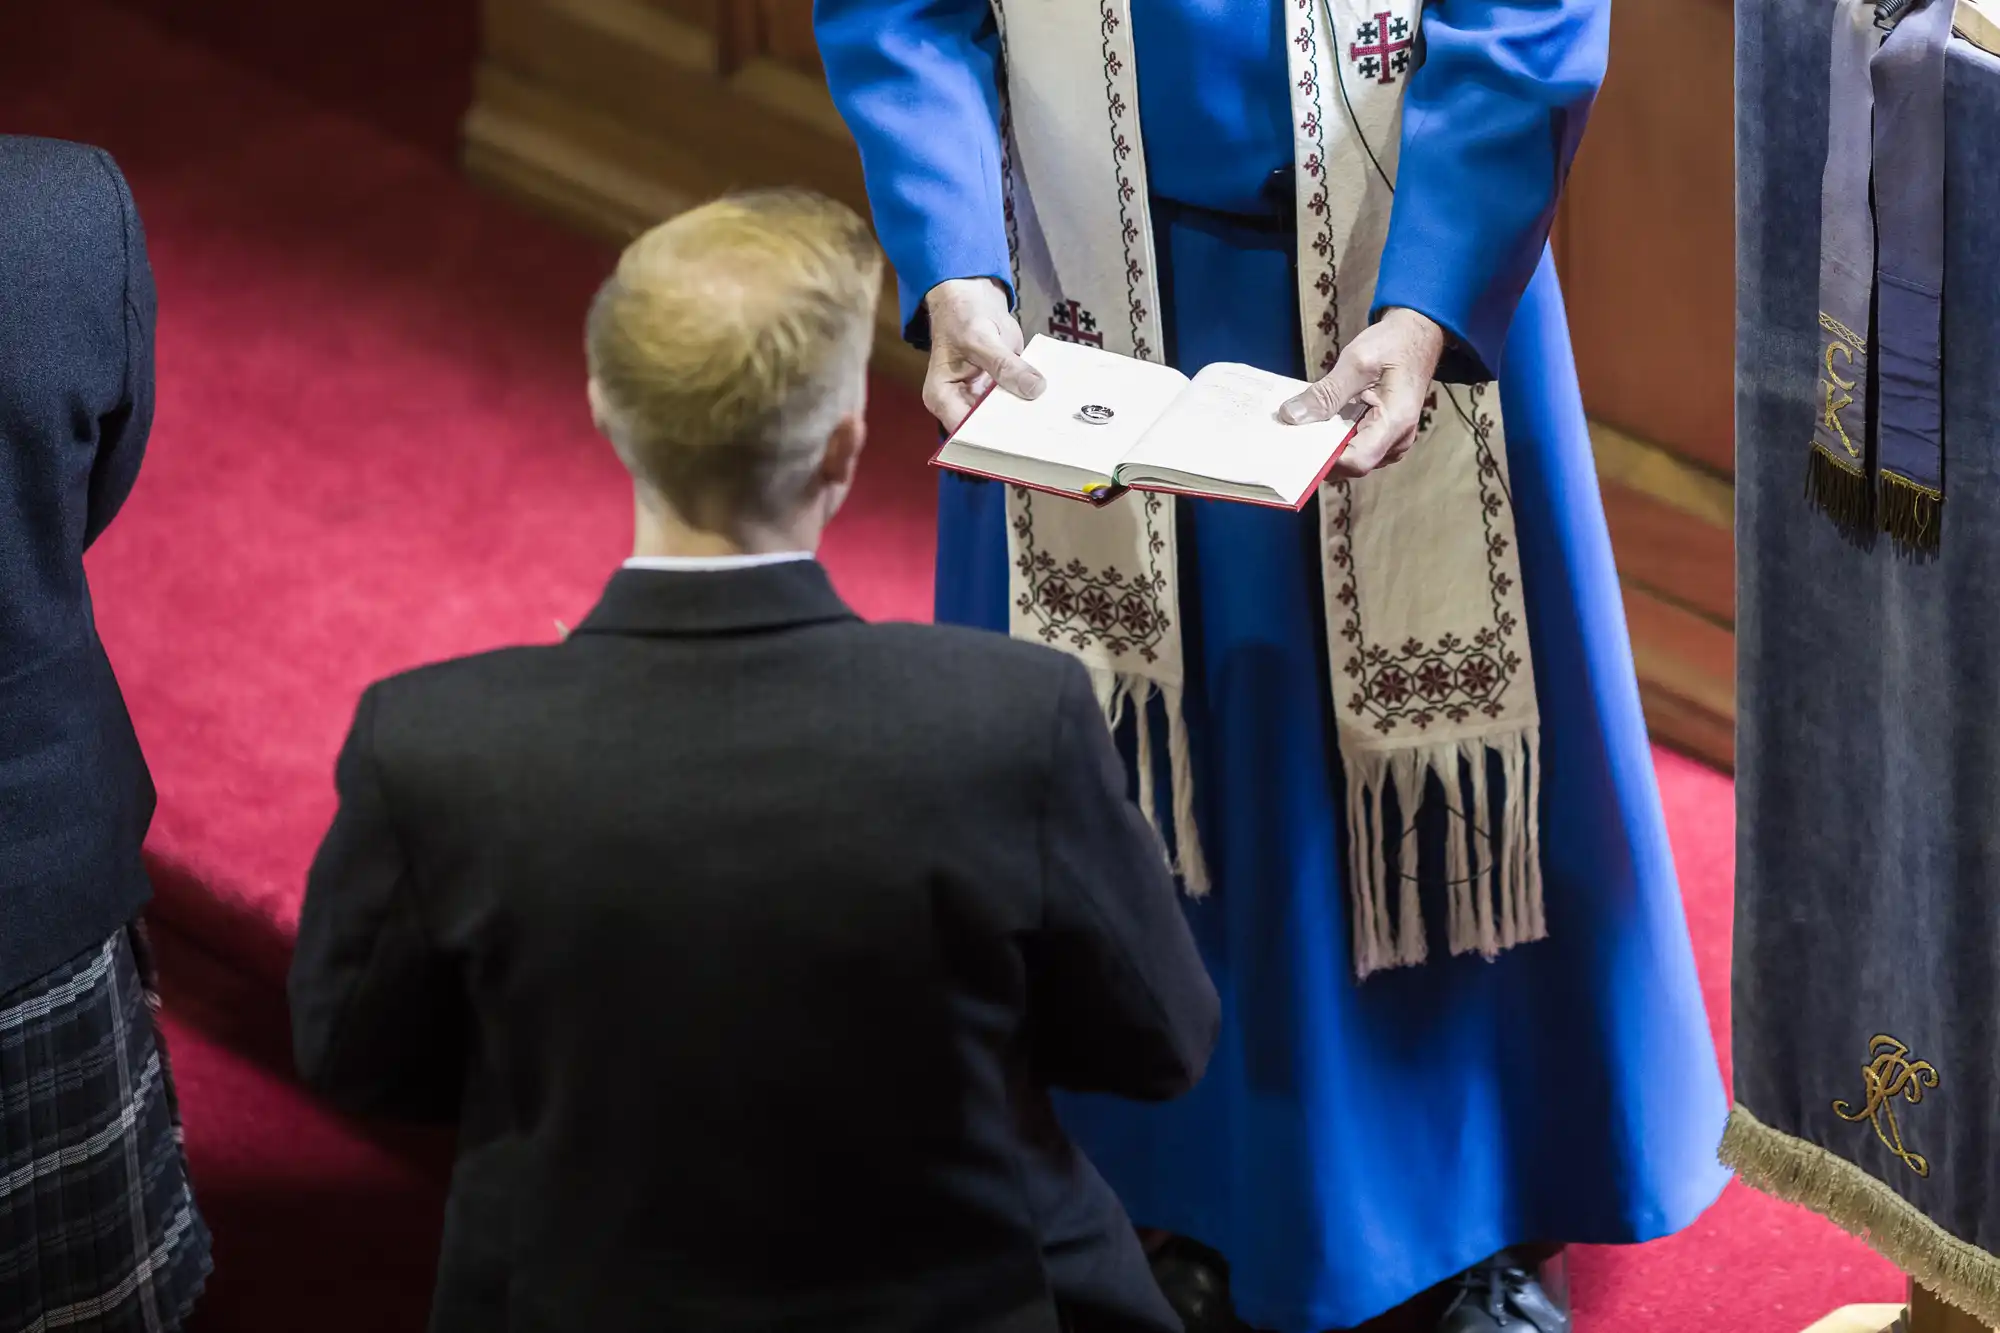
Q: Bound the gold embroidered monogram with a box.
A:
[1806,305,1873,534]
[1818,311,1867,462]
[1833,1034,1939,1178]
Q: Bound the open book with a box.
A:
[932,335,1362,510]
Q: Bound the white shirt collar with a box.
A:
[622,551,815,573]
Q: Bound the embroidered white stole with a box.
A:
[990,0,1545,978]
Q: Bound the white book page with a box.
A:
[1120,362,1355,500]
[950,335,1190,483]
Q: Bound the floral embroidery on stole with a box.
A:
[991,0,1543,977]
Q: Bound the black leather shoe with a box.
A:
[1148,1237,1251,1333]
[1435,1252,1570,1333]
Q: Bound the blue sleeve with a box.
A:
[814,0,1016,342]
[1371,0,1608,381]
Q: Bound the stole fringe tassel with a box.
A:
[1344,729,1545,981]
[1806,446,1945,554]
[1092,669,1211,898]
[1721,1103,2000,1327]
[1086,669,1546,978]
[1807,442,1874,537]
[1879,470,1943,555]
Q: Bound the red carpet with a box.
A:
[5,2,1904,1329]
[159,1015,449,1333]
[9,0,939,998]
[1566,753,1904,1329]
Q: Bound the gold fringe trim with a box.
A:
[1807,443,1874,537]
[1879,470,1943,555]
[1721,1104,2000,1327]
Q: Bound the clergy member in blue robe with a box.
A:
[813,2,1731,1330]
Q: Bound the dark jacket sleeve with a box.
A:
[83,149,155,550]
[1024,662,1220,1101]
[289,685,467,1121]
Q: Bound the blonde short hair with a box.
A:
[585,189,883,523]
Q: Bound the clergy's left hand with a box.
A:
[1278,308,1446,478]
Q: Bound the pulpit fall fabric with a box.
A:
[1728,0,2000,1320]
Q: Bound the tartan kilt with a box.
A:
[0,922,212,1333]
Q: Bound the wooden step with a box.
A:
[1801,1307,1907,1333]
[462,23,924,381]
[1622,579,1735,770]
[476,0,863,206]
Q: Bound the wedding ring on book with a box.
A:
[1076,404,1115,425]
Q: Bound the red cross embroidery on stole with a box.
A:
[1048,300,1104,347]
[1350,12,1414,85]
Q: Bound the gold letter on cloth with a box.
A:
[1819,312,1865,460]
[1833,1035,1939,1177]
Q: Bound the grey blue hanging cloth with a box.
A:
[1732,0,2000,1318]
[1808,0,1952,552]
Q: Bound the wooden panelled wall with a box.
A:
[463,0,925,379]
[462,0,1739,768]
[1559,0,1736,767]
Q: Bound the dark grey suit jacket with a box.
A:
[0,137,157,993]
[289,561,1218,1333]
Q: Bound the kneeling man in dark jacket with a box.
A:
[288,187,1219,1333]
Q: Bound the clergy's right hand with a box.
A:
[923,278,1046,432]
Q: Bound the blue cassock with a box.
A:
[814,1,1732,1327]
